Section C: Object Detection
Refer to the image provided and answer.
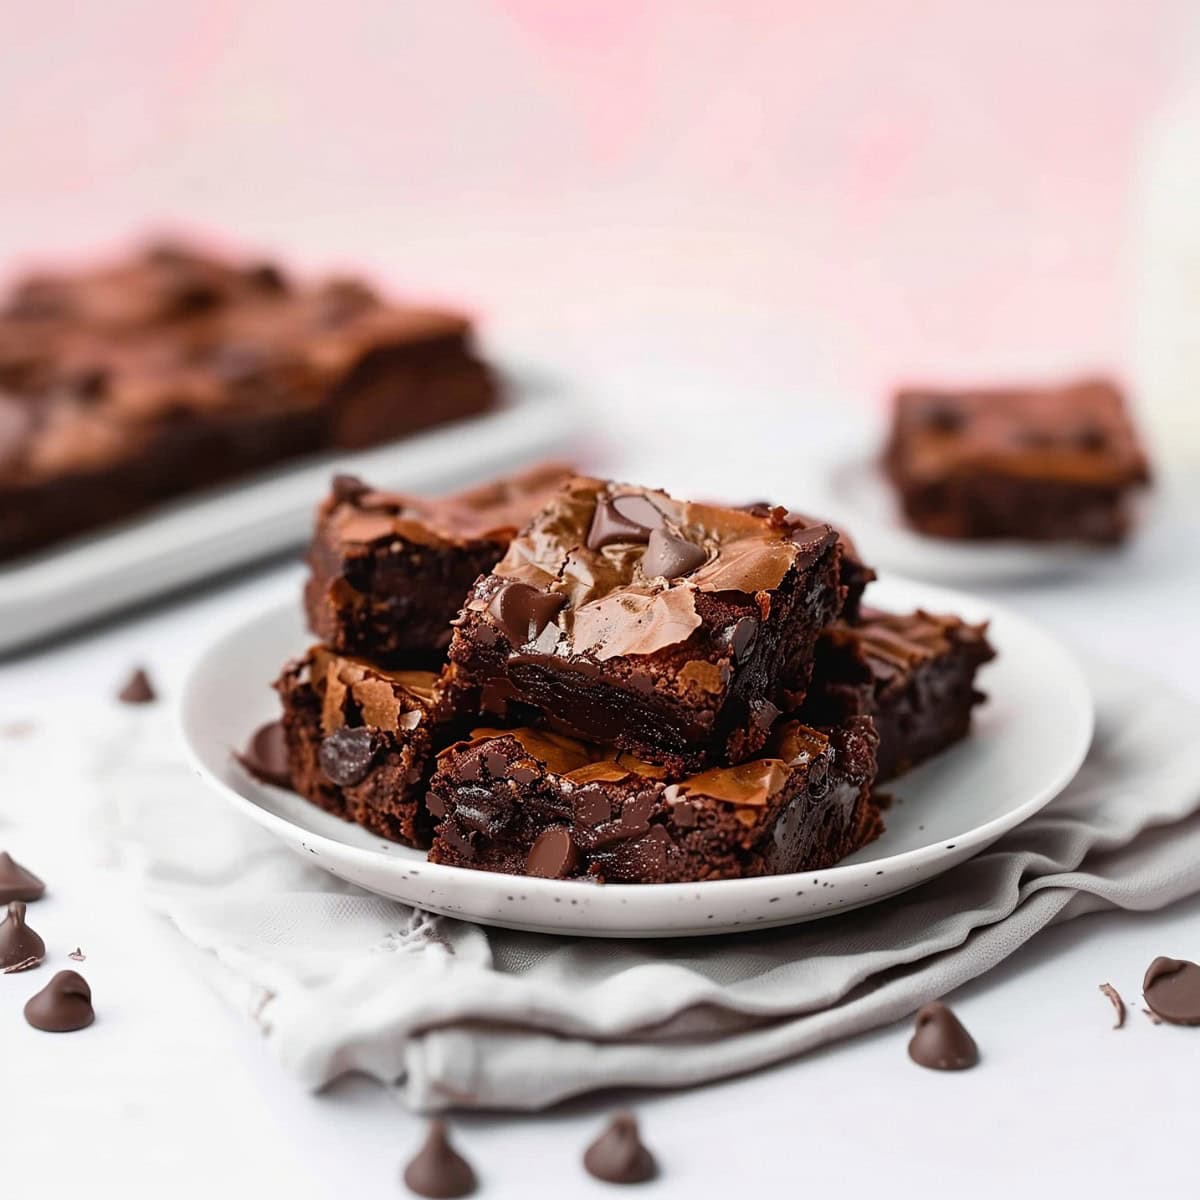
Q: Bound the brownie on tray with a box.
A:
[803,608,995,781]
[275,645,452,847]
[427,716,880,883]
[304,463,571,666]
[0,240,498,561]
[883,378,1150,543]
[446,476,847,773]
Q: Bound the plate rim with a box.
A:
[178,575,1094,932]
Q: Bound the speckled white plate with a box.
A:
[180,575,1092,938]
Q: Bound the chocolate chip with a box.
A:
[238,721,292,789]
[483,751,509,778]
[319,727,380,787]
[583,1112,657,1185]
[402,1120,477,1198]
[24,969,94,1032]
[586,493,663,550]
[331,473,370,505]
[728,616,758,662]
[0,902,45,973]
[117,667,157,704]
[641,529,706,580]
[1099,982,1126,1029]
[0,853,45,904]
[487,582,565,647]
[245,261,289,293]
[425,789,446,819]
[1142,957,1200,1026]
[907,1002,978,1070]
[525,828,580,879]
[670,800,697,829]
[68,947,86,962]
[574,788,611,827]
[509,765,538,785]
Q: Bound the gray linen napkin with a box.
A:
[75,659,1200,1111]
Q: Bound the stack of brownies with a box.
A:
[267,471,995,884]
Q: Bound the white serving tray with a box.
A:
[0,369,582,654]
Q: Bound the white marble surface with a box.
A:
[3,352,1198,1199]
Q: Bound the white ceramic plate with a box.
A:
[180,575,1093,938]
[0,367,581,655]
[802,448,1144,585]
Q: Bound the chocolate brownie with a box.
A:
[304,463,571,666]
[804,608,995,781]
[427,716,880,883]
[884,378,1150,543]
[274,645,451,847]
[0,240,498,561]
[446,477,847,772]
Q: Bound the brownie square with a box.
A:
[304,463,571,666]
[274,645,450,847]
[427,716,880,883]
[446,476,847,772]
[0,240,499,561]
[804,608,995,781]
[884,378,1150,543]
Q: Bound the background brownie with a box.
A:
[884,378,1150,543]
[447,476,847,772]
[304,463,571,666]
[0,240,498,561]
[427,717,880,883]
[274,646,449,847]
[804,608,995,780]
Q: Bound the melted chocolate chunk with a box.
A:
[525,828,580,879]
[402,1121,477,1198]
[641,529,707,580]
[487,582,566,647]
[238,721,292,789]
[907,1002,978,1070]
[583,1112,658,1185]
[117,667,157,705]
[319,726,381,786]
[0,901,45,972]
[1142,957,1200,1026]
[24,969,95,1032]
[1099,982,1126,1030]
[586,494,663,550]
[0,852,45,903]
[575,788,611,827]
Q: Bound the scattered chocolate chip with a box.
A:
[0,902,45,972]
[641,529,707,580]
[117,667,157,705]
[1099,982,1126,1029]
[575,788,612,827]
[583,1112,657,1185]
[319,726,380,787]
[728,616,758,662]
[1142,957,1200,1026]
[0,852,45,903]
[238,721,292,789]
[24,969,94,1032]
[402,1120,477,1198]
[525,828,580,879]
[586,494,663,551]
[907,1001,978,1070]
[68,947,86,962]
[487,581,565,647]
[670,800,697,829]
[331,473,370,505]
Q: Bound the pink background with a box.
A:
[1,1,1193,409]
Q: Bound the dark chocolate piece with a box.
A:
[237,720,292,789]
[24,969,95,1032]
[0,901,46,972]
[117,667,157,704]
[68,947,86,962]
[0,240,499,563]
[428,716,880,883]
[907,1002,978,1070]
[402,1121,477,1198]
[0,852,45,903]
[448,477,847,772]
[1142,957,1200,1026]
[804,608,995,781]
[583,1112,658,1185]
[304,463,571,666]
[1099,982,1126,1030]
[884,378,1150,543]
